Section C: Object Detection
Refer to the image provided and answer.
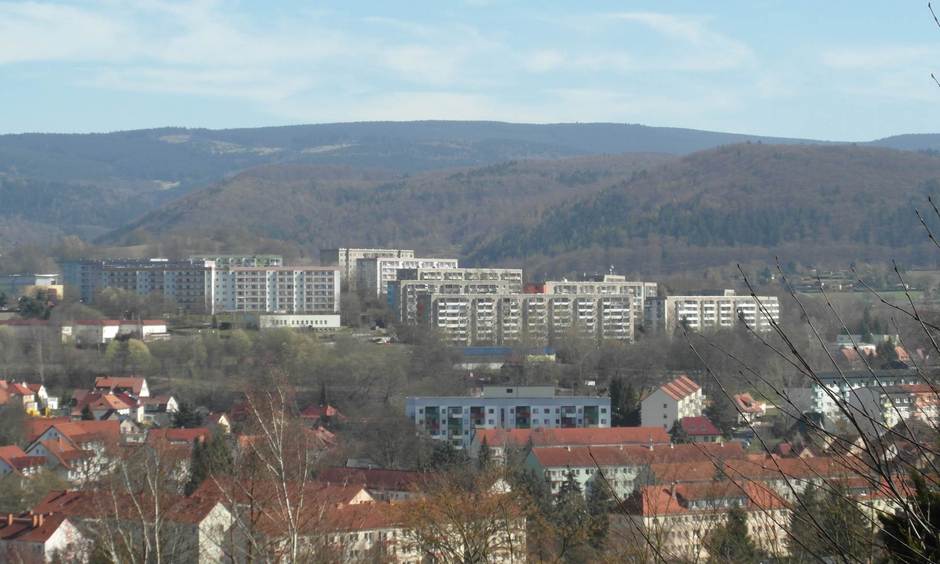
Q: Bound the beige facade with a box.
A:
[357,256,458,297]
[320,248,415,290]
[660,290,780,333]
[214,267,340,314]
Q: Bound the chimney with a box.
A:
[566,446,571,452]
[6,514,13,526]
[670,442,674,449]
[670,481,678,498]
[36,514,43,527]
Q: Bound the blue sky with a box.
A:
[1,0,939,139]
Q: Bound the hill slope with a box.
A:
[102,153,672,256]
[467,144,940,274]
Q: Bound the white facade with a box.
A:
[356,256,459,297]
[660,290,780,333]
[406,386,611,448]
[641,376,705,430]
[213,267,340,314]
[543,276,657,332]
[320,248,415,289]
[253,314,341,330]
[811,369,920,423]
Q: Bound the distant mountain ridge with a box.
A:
[3,120,940,254]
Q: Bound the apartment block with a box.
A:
[319,248,415,290]
[356,256,458,298]
[213,266,340,314]
[0,273,62,300]
[62,259,216,314]
[657,290,780,333]
[543,275,657,331]
[387,267,524,324]
[812,368,920,423]
[406,385,611,448]
[188,254,283,268]
[414,291,635,346]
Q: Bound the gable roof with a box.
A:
[630,481,787,517]
[0,445,45,474]
[679,416,722,437]
[473,426,671,449]
[733,393,764,414]
[32,490,222,525]
[317,467,426,492]
[147,427,210,445]
[93,376,146,395]
[659,375,701,401]
[0,512,72,544]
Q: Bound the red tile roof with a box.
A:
[531,442,746,469]
[473,426,671,449]
[300,404,345,420]
[630,481,787,517]
[679,416,722,437]
[147,428,210,445]
[317,467,426,492]
[32,490,221,525]
[660,375,701,401]
[93,376,146,395]
[0,445,45,474]
[733,393,764,414]
[0,512,72,544]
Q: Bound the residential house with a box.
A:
[93,376,150,398]
[733,393,766,424]
[32,490,233,563]
[848,384,940,438]
[140,395,180,427]
[204,413,231,435]
[810,368,919,423]
[0,512,88,562]
[678,416,723,443]
[300,404,346,427]
[468,426,672,463]
[25,421,120,484]
[317,467,426,501]
[641,375,705,431]
[0,446,45,477]
[70,391,141,423]
[0,380,39,415]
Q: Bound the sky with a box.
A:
[2,0,939,140]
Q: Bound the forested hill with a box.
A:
[101,153,672,255]
[0,120,816,247]
[466,144,940,274]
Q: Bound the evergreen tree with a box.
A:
[477,437,493,470]
[427,440,469,471]
[80,404,95,421]
[609,377,641,426]
[185,432,233,495]
[879,473,940,564]
[706,506,762,563]
[586,477,614,549]
[172,402,203,428]
[704,391,737,438]
[669,420,690,444]
[552,468,594,561]
[318,381,329,407]
[789,484,872,561]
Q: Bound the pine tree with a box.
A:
[318,381,328,407]
[552,468,594,561]
[586,477,614,549]
[477,436,493,470]
[706,506,761,563]
[80,404,94,421]
[879,473,940,564]
[669,420,690,444]
[185,432,233,495]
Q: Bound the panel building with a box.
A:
[188,254,283,268]
[656,290,780,333]
[62,259,216,314]
[406,386,612,448]
[356,256,459,298]
[320,248,414,290]
[387,268,524,325]
[213,266,340,314]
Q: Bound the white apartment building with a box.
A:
[659,290,780,333]
[641,375,705,430]
[416,292,634,346]
[356,256,459,298]
[388,268,524,324]
[543,276,657,331]
[812,368,921,423]
[213,266,340,314]
[320,248,415,289]
[406,386,611,448]
[188,254,283,268]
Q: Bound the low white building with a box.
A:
[71,320,168,345]
[252,313,341,331]
[657,290,780,333]
[641,375,705,431]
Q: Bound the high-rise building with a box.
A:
[213,267,340,314]
[387,268,524,324]
[188,254,283,268]
[356,256,459,298]
[61,259,216,313]
[543,276,657,332]
[319,248,415,290]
